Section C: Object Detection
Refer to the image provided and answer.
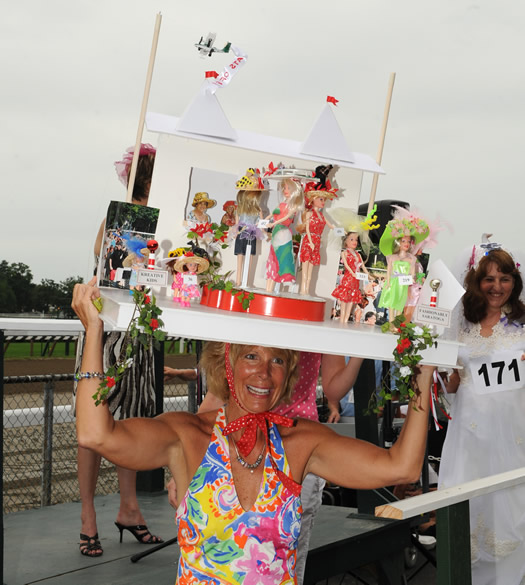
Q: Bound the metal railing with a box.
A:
[2,324,197,514]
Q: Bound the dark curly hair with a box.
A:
[462,249,524,323]
[199,342,300,404]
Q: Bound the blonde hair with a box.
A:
[200,342,300,404]
[237,190,262,216]
[280,178,303,215]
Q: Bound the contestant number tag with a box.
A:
[470,351,525,394]
[356,272,368,282]
[258,219,270,228]
[183,274,198,286]
[397,275,413,286]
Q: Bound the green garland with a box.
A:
[369,315,437,412]
[93,288,166,406]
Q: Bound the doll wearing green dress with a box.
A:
[377,214,429,323]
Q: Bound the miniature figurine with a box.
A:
[172,250,210,307]
[220,200,237,227]
[187,192,216,224]
[232,168,267,287]
[377,215,429,322]
[298,181,337,295]
[328,206,379,323]
[265,178,304,292]
[331,231,369,323]
[403,250,426,322]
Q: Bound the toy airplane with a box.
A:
[195,32,231,58]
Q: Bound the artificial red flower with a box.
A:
[106,376,116,388]
[143,295,151,305]
[150,318,159,331]
[215,230,229,242]
[396,338,412,354]
[191,222,213,238]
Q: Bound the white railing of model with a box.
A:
[375,466,525,519]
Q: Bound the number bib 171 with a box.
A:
[469,350,525,394]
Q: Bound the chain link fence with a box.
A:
[3,337,197,514]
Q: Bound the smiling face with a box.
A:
[196,201,208,212]
[233,346,288,413]
[479,262,514,311]
[186,262,199,273]
[345,232,359,250]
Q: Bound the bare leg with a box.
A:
[404,305,415,322]
[114,466,162,543]
[342,302,354,323]
[115,467,145,525]
[236,255,244,287]
[78,445,102,553]
[300,262,312,295]
[266,278,275,293]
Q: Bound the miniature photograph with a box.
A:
[98,201,160,290]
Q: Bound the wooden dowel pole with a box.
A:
[368,72,396,214]
[126,12,162,203]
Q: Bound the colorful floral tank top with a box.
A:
[176,407,302,584]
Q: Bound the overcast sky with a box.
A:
[3,0,524,284]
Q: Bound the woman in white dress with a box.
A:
[439,247,525,585]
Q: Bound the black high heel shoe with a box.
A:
[114,522,164,544]
[79,533,103,557]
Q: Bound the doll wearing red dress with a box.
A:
[331,233,368,323]
[298,180,337,296]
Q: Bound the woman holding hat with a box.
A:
[299,182,337,296]
[187,192,217,224]
[72,275,434,585]
[377,214,429,323]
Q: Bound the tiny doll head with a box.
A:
[393,235,415,254]
[235,168,267,215]
[160,247,188,274]
[222,200,237,215]
[344,231,360,250]
[279,178,303,213]
[236,190,262,215]
[174,252,210,275]
[192,192,217,210]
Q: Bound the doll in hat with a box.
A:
[172,251,210,307]
[233,168,266,287]
[265,178,304,292]
[221,200,237,227]
[187,192,217,224]
[298,181,337,295]
[329,206,378,323]
[331,231,369,323]
[377,214,429,322]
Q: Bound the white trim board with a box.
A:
[376,467,525,520]
[146,112,384,174]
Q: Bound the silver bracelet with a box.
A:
[74,371,105,382]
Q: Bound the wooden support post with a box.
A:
[436,502,472,585]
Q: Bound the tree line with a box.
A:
[0,260,83,317]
